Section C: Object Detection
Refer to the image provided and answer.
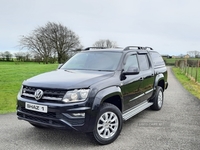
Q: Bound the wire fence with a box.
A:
[175,59,200,83]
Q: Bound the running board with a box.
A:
[122,101,153,121]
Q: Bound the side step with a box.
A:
[122,101,153,121]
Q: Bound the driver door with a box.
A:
[121,53,143,111]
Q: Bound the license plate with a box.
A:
[25,102,48,113]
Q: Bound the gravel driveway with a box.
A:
[0,67,200,150]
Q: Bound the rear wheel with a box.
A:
[150,86,164,110]
[88,103,123,145]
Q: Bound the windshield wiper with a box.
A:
[97,70,113,72]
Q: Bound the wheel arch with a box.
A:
[92,86,123,112]
[154,74,165,91]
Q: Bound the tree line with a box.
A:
[0,22,117,64]
[187,51,200,58]
[1,22,200,63]
[0,51,13,61]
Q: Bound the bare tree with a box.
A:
[194,51,200,58]
[187,50,200,58]
[33,52,42,63]
[20,31,53,64]
[24,51,32,61]
[93,39,117,48]
[14,52,24,61]
[38,22,82,63]
[14,51,31,62]
[19,22,82,63]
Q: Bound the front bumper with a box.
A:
[17,96,94,132]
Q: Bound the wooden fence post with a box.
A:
[196,66,198,82]
[196,60,199,83]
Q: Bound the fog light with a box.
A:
[71,113,85,117]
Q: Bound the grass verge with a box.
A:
[0,62,58,114]
[172,67,200,99]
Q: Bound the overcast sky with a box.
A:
[1,0,200,55]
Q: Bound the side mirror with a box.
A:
[57,64,63,69]
[123,66,139,75]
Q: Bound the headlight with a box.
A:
[18,85,23,96]
[62,89,89,103]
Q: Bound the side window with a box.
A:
[150,52,165,66]
[138,54,149,71]
[124,54,139,72]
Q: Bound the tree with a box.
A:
[19,22,82,63]
[187,50,200,58]
[33,52,42,63]
[179,54,184,58]
[93,39,117,48]
[0,52,4,61]
[20,31,53,64]
[4,51,12,61]
[24,51,32,62]
[42,22,82,63]
[14,51,31,62]
[14,52,24,61]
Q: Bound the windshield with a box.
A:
[61,51,122,71]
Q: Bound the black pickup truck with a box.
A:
[17,46,168,145]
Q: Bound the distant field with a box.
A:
[164,58,176,65]
[164,58,200,66]
[0,62,58,114]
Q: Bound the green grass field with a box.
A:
[164,58,176,65]
[164,57,200,82]
[183,67,200,83]
[164,58,200,66]
[172,67,200,99]
[0,62,58,114]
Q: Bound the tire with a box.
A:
[150,86,164,111]
[89,103,123,145]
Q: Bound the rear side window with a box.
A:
[150,52,165,67]
[138,54,149,71]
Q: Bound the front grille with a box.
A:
[17,107,85,127]
[17,107,66,128]
[18,113,65,127]
[21,107,56,118]
[21,85,66,102]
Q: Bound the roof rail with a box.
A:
[144,47,153,50]
[114,47,124,49]
[124,46,144,50]
[84,47,106,50]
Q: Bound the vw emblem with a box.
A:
[34,89,43,100]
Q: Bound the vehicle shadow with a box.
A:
[18,109,153,148]
[20,126,96,147]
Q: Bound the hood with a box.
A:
[23,69,114,89]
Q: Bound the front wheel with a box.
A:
[89,103,123,145]
[150,86,164,110]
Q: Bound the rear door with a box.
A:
[137,53,154,101]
